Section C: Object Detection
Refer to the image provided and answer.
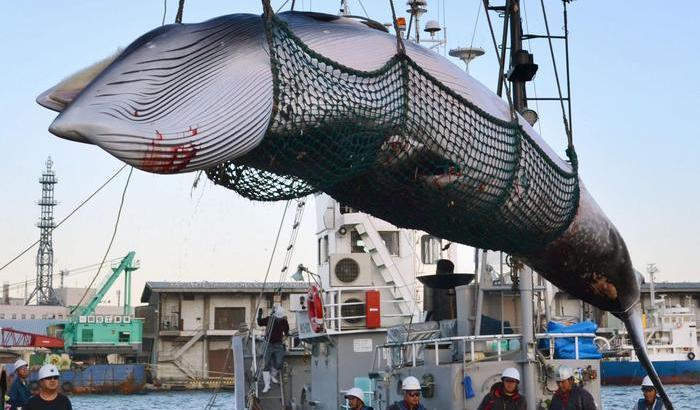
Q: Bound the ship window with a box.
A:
[379,231,400,256]
[215,307,245,330]
[421,235,442,264]
[350,229,368,253]
[318,235,329,264]
[82,329,94,343]
[339,204,356,214]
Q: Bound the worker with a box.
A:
[25,364,72,410]
[548,365,596,410]
[8,359,31,410]
[388,376,426,410]
[633,376,663,410]
[257,303,289,393]
[477,367,527,410]
[345,387,372,410]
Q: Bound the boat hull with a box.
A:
[7,364,147,395]
[601,360,700,385]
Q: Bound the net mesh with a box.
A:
[206,15,579,253]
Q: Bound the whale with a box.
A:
[38,11,673,408]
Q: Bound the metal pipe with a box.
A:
[519,265,536,410]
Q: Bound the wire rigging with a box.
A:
[70,166,134,314]
[0,164,128,275]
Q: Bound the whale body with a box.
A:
[39,11,673,408]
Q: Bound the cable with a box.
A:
[161,0,167,26]
[0,164,128,275]
[70,167,134,314]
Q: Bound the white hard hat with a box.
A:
[501,367,520,382]
[556,365,574,381]
[274,306,286,318]
[641,376,655,388]
[344,387,365,402]
[402,376,421,391]
[38,364,60,380]
[14,359,28,371]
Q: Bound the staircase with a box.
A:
[343,213,417,318]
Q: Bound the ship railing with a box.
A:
[323,285,416,333]
[373,332,597,370]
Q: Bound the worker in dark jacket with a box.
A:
[548,365,597,410]
[632,376,664,410]
[25,365,72,410]
[478,367,527,410]
[257,304,289,393]
[8,359,31,410]
[388,376,426,410]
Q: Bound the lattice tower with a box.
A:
[30,157,59,305]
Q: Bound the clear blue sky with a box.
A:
[0,1,697,304]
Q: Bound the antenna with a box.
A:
[26,157,59,305]
[448,47,485,73]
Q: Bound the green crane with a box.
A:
[61,251,143,356]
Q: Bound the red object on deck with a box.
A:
[365,290,381,329]
[0,327,64,348]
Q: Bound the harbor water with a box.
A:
[66,386,698,409]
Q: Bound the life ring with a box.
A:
[688,352,696,361]
[307,285,324,333]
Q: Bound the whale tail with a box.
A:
[618,307,673,409]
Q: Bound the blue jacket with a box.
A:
[8,376,31,410]
[635,398,664,410]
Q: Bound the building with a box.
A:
[139,281,309,386]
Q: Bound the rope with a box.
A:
[388,0,406,55]
[70,166,134,314]
[175,0,185,24]
[0,165,128,275]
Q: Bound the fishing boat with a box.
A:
[600,267,699,385]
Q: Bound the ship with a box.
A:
[600,266,700,385]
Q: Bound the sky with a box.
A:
[0,1,697,306]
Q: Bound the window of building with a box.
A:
[30,314,36,319]
[21,314,26,319]
[350,229,368,253]
[183,293,195,301]
[0,313,4,319]
[11,314,17,319]
[42,314,47,319]
[58,314,63,319]
[379,231,400,256]
[318,235,329,264]
[214,307,246,330]
[421,235,442,264]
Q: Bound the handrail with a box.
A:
[373,332,597,369]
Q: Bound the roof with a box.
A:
[140,281,310,303]
[0,319,67,336]
[640,282,700,293]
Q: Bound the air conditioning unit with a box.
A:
[329,253,375,287]
[289,293,308,312]
[338,291,366,328]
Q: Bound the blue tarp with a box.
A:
[540,321,602,359]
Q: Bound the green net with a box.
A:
[206,15,579,254]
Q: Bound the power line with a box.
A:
[71,166,134,314]
[0,164,129,275]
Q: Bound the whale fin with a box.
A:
[620,308,674,410]
[36,49,122,113]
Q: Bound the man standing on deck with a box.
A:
[632,376,664,410]
[8,359,31,410]
[477,367,527,410]
[388,376,426,410]
[25,365,72,410]
[548,365,596,410]
[257,303,289,393]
